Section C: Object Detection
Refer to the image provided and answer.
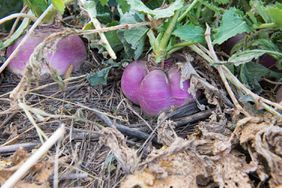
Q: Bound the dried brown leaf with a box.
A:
[233,116,282,187]
[32,161,53,184]
[0,148,29,184]
[157,120,177,146]
[255,126,282,187]
[14,181,50,188]
[212,152,253,188]
[99,128,139,173]
[121,152,207,188]
[189,74,231,107]
[0,148,52,187]
[143,137,198,165]
[234,117,271,144]
[11,148,29,165]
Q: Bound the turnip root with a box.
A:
[121,62,194,116]
[168,67,193,106]
[139,70,172,115]
[121,61,148,104]
[6,27,87,76]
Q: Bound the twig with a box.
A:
[49,172,89,181]
[0,113,16,128]
[1,126,35,147]
[2,125,65,188]
[204,25,250,116]
[80,22,150,35]
[79,0,116,59]
[218,66,250,116]
[262,77,282,85]
[163,99,207,120]
[126,101,153,131]
[53,137,62,188]
[189,45,214,64]
[18,102,47,143]
[0,13,37,25]
[94,112,154,142]
[222,65,282,116]
[0,75,86,99]
[175,109,212,126]
[68,132,99,141]
[0,143,38,154]
[8,6,28,37]
[0,4,54,74]
[191,25,282,118]
[18,91,126,122]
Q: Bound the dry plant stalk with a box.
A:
[99,128,139,173]
[2,125,65,188]
[0,13,37,25]
[204,25,250,117]
[7,6,28,37]
[190,25,282,119]
[79,0,116,59]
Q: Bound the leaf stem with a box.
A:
[189,44,214,64]
[193,25,282,118]
[178,0,200,22]
[204,24,250,116]
[255,22,277,29]
[155,10,180,62]
[222,65,282,112]
[81,22,150,35]
[167,41,195,55]
[198,0,224,13]
[80,0,117,59]
[0,13,37,25]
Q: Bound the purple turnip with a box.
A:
[6,27,87,76]
[221,33,245,54]
[259,54,279,71]
[121,62,195,116]
[121,61,148,104]
[139,70,172,115]
[168,67,193,106]
[221,34,280,71]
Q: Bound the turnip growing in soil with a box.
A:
[120,11,197,116]
[222,33,278,69]
[222,34,282,99]
[6,27,87,76]
[121,61,194,116]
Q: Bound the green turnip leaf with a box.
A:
[172,24,204,43]
[51,0,65,14]
[87,63,119,87]
[240,62,282,93]
[213,8,251,45]
[127,0,183,19]
[229,49,282,66]
[24,0,48,17]
[119,11,148,59]
[266,3,282,27]
[117,0,130,13]
[99,0,109,6]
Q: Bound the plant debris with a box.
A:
[1,0,282,187]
